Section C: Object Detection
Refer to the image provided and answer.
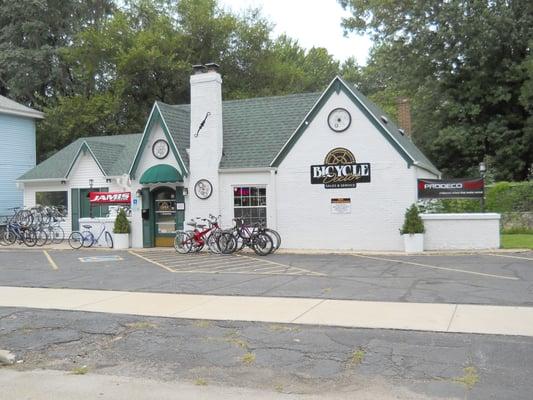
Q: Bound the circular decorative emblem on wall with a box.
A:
[152,139,169,159]
[324,148,356,165]
[327,108,351,132]
[194,179,213,200]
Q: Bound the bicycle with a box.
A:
[218,218,274,256]
[174,215,224,254]
[3,222,37,247]
[68,222,113,249]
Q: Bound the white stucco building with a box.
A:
[18,64,445,251]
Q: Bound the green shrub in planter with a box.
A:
[400,204,425,235]
[113,208,130,234]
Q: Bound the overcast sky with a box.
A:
[219,0,373,65]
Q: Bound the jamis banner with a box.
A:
[89,192,131,204]
[417,178,484,199]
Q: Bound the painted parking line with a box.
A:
[130,250,324,276]
[43,250,59,271]
[350,254,519,281]
[487,253,533,262]
[128,250,176,273]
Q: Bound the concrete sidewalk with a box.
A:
[1,286,533,337]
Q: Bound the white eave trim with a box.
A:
[155,103,189,176]
[219,167,277,173]
[65,141,107,179]
[0,108,44,119]
[413,161,441,177]
[16,178,66,183]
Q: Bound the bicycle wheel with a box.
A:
[105,232,113,248]
[51,226,65,244]
[265,228,281,251]
[35,230,48,247]
[81,231,94,247]
[252,232,273,256]
[174,231,192,254]
[68,231,84,249]
[217,232,237,254]
[206,231,221,253]
[4,230,16,246]
[23,230,37,247]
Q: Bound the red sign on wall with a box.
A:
[89,192,131,204]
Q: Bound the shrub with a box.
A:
[113,208,130,234]
[485,181,533,212]
[400,204,425,235]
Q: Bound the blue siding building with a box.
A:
[0,96,43,216]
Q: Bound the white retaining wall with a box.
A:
[421,213,501,250]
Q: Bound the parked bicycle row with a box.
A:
[0,206,66,247]
[174,215,281,256]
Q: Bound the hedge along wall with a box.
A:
[418,181,533,232]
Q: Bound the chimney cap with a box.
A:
[204,62,220,72]
[192,64,207,74]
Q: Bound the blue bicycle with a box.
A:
[68,222,113,249]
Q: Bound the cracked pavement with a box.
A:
[1,307,533,399]
[1,250,533,398]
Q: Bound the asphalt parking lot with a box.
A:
[1,248,532,306]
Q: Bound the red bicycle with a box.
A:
[174,215,223,254]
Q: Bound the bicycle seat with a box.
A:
[186,221,197,227]
[196,224,206,229]
[82,225,93,229]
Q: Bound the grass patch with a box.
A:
[501,234,533,249]
[269,324,300,333]
[194,377,208,386]
[192,320,212,329]
[274,384,284,393]
[348,347,366,366]
[224,331,249,349]
[125,321,157,330]
[71,365,89,375]
[453,366,479,389]
[242,352,256,365]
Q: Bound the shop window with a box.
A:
[233,186,266,225]
[35,191,68,216]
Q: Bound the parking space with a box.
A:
[0,248,532,306]
[130,249,325,276]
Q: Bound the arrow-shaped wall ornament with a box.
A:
[194,112,211,137]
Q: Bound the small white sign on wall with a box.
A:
[176,203,185,211]
[331,198,351,214]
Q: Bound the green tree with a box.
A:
[339,0,533,180]
[0,0,115,106]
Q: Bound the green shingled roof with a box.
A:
[18,134,142,180]
[19,76,439,181]
[157,92,320,170]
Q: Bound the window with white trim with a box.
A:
[233,186,266,225]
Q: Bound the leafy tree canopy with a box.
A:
[339,0,533,180]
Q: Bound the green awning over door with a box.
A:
[139,164,182,184]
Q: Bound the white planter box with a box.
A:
[113,233,130,249]
[403,234,424,253]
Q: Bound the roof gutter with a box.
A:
[413,161,441,177]
[219,167,277,173]
[0,108,44,119]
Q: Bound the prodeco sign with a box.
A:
[417,178,484,199]
[311,148,371,189]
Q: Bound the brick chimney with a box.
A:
[397,97,412,137]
